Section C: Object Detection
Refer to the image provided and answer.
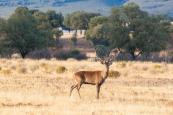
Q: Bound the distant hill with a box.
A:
[127,0,173,16]
[0,0,172,17]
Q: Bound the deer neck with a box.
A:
[101,65,109,84]
[104,65,109,79]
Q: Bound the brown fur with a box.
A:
[74,71,103,85]
[70,68,109,99]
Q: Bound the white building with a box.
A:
[171,22,173,25]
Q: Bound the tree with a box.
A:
[63,14,71,32]
[0,18,6,37]
[4,7,49,58]
[121,3,170,59]
[0,18,8,55]
[88,16,108,29]
[87,3,171,60]
[52,28,63,47]
[126,15,170,59]
[86,11,129,50]
[33,11,52,30]
[86,23,110,46]
[64,11,100,31]
[86,16,109,46]
[32,11,55,46]
[46,10,64,28]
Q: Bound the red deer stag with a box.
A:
[69,49,119,99]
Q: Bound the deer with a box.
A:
[69,49,119,99]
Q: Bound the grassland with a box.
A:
[0,59,173,115]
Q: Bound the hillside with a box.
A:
[0,0,173,17]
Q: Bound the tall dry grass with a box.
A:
[0,59,172,115]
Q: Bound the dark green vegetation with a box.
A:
[86,3,172,60]
[64,11,100,31]
[0,3,172,60]
[0,7,64,58]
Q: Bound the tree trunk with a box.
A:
[75,29,77,35]
[56,37,59,47]
[21,53,27,59]
[19,49,28,59]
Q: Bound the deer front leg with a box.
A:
[96,84,101,99]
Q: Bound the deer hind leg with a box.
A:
[96,84,101,99]
[70,84,77,97]
[77,83,82,98]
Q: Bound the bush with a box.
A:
[108,70,121,78]
[56,66,67,74]
[70,49,80,55]
[27,49,52,59]
[54,49,87,60]
[153,64,162,69]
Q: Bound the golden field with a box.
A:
[0,59,173,115]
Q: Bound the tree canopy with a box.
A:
[86,3,171,60]
[64,11,100,30]
[46,10,64,28]
[1,7,50,58]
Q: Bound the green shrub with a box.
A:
[70,49,80,55]
[56,66,67,74]
[27,49,51,59]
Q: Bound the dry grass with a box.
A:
[108,70,121,78]
[0,59,173,115]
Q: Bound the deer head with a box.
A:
[97,48,119,68]
[96,48,120,84]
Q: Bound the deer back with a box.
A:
[74,71,103,84]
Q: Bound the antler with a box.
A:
[97,48,119,66]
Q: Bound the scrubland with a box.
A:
[0,59,173,115]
